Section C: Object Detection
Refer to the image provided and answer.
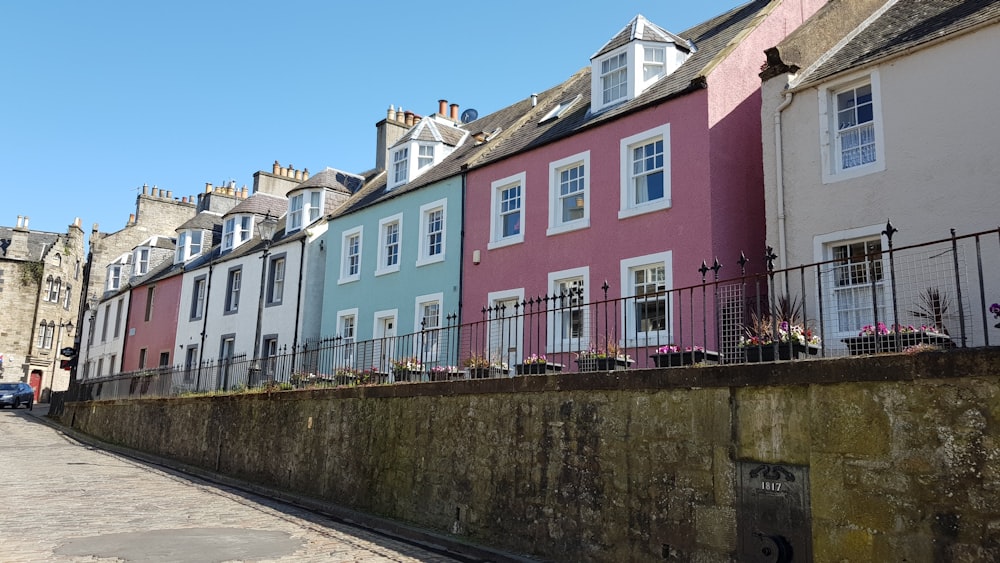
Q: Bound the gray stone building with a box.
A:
[0,215,86,400]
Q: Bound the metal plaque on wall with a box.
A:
[737,461,812,562]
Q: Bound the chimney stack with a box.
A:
[8,216,29,259]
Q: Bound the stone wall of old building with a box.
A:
[62,349,1000,562]
[0,216,85,397]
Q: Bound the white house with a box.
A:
[761,0,1000,351]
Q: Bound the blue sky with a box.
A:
[2,1,743,238]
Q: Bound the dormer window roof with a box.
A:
[387,116,467,190]
[590,15,691,113]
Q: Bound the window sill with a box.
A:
[374,267,399,277]
[546,220,589,237]
[337,276,360,285]
[415,255,445,268]
[618,199,671,220]
[822,160,885,184]
[487,236,524,251]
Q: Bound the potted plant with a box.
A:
[575,339,633,371]
[650,345,720,367]
[842,322,951,355]
[740,297,821,362]
[429,365,460,381]
[462,355,507,378]
[515,354,563,375]
[391,357,424,382]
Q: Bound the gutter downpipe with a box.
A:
[774,90,794,270]
[197,260,215,388]
[291,236,306,353]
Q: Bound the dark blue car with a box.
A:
[0,382,34,410]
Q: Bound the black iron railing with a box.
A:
[76,226,1000,401]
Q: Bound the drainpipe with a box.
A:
[774,91,794,270]
[196,260,215,387]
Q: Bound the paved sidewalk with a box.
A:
[4,405,531,563]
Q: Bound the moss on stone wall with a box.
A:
[63,349,1000,562]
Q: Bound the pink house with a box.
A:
[460,0,823,369]
[121,267,184,372]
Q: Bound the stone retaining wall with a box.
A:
[62,349,1000,562]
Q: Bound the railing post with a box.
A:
[883,219,901,352]
[950,228,968,347]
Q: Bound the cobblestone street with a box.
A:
[0,407,483,563]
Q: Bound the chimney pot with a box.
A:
[241,187,249,198]
[404,111,414,126]
[273,160,280,174]
[531,93,538,107]
[205,182,213,192]
[294,169,302,180]
[128,213,135,226]
[280,166,288,177]
[16,215,22,228]
[450,103,459,121]
[387,105,396,121]
[142,184,149,195]
[166,190,173,199]
[23,216,29,229]
[438,99,447,116]
[303,168,309,181]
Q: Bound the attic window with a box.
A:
[540,95,582,124]
[601,52,628,105]
[643,46,666,81]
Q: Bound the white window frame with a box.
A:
[190,276,206,321]
[642,45,666,83]
[288,193,305,232]
[547,151,590,236]
[134,247,150,276]
[619,123,671,218]
[107,265,121,291]
[338,226,363,284]
[418,144,434,169]
[814,224,890,341]
[547,267,590,353]
[176,230,203,262]
[416,199,446,267]
[375,214,403,276]
[337,308,358,368]
[224,267,242,314]
[391,147,409,187]
[601,51,628,106]
[620,251,673,347]
[267,255,286,306]
[488,172,525,250]
[414,292,444,361]
[820,69,885,184]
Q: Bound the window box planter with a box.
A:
[515,362,564,375]
[743,343,819,363]
[393,370,425,382]
[575,357,634,372]
[650,349,720,367]
[467,367,505,379]
[842,331,953,355]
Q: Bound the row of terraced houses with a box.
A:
[5,0,998,400]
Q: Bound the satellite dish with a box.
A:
[460,108,478,123]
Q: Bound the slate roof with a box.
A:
[392,117,467,148]
[177,211,223,232]
[294,167,363,194]
[223,192,288,219]
[801,0,1000,85]
[592,14,690,59]
[0,228,60,261]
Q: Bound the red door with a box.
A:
[29,370,42,402]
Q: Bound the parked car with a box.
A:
[0,382,34,410]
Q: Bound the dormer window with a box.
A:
[392,148,409,185]
[134,247,150,276]
[418,145,434,169]
[176,229,203,263]
[288,190,323,233]
[601,52,628,105]
[643,46,665,81]
[591,15,691,113]
[107,265,122,291]
[222,215,253,252]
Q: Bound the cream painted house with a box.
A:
[761,0,1000,350]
